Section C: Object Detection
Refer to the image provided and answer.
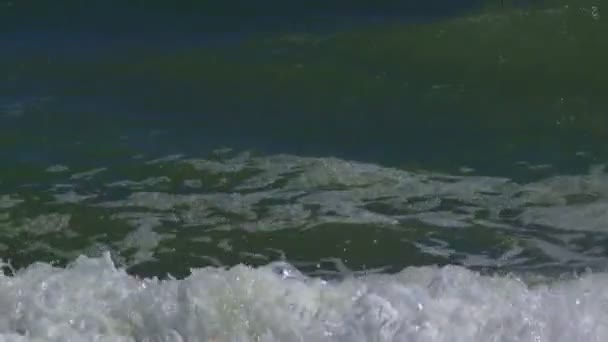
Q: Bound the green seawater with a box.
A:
[1,0,607,279]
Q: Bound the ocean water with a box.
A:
[1,0,607,340]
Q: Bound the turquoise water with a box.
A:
[1,1,607,340]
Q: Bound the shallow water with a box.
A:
[1,0,606,340]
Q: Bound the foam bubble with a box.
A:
[0,195,23,210]
[70,168,107,180]
[46,165,69,173]
[2,214,71,236]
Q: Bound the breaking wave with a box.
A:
[1,252,608,341]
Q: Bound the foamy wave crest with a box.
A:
[1,253,607,342]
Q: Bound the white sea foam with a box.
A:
[1,253,608,341]
[3,152,608,270]
[98,154,608,235]
[0,196,23,210]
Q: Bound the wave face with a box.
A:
[1,253,607,342]
[2,1,604,170]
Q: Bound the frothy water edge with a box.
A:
[1,253,608,341]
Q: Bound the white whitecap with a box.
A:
[1,254,608,341]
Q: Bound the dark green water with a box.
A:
[1,0,606,279]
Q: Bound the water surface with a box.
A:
[1,0,607,340]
